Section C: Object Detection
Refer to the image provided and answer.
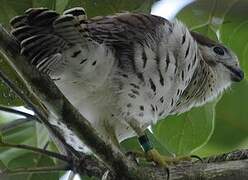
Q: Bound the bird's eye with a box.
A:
[213,46,225,56]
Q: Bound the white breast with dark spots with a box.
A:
[53,43,115,104]
[114,21,199,128]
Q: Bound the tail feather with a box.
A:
[36,53,63,74]
[53,15,86,44]
[10,7,89,75]
[21,34,67,60]
[63,7,87,22]
[10,15,28,28]
[28,10,59,26]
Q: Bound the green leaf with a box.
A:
[0,81,23,106]
[5,153,59,180]
[33,0,56,9]
[0,0,32,27]
[0,121,36,164]
[0,119,60,180]
[121,136,142,152]
[177,0,237,29]
[0,160,8,180]
[153,102,216,155]
[0,159,6,169]
[0,55,25,107]
[6,152,40,180]
[196,81,248,156]
[35,122,49,149]
[28,155,59,180]
[146,130,171,155]
[56,0,70,13]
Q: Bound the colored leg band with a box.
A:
[138,134,153,152]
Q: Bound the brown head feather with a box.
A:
[190,31,217,47]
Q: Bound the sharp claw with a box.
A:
[126,148,199,170]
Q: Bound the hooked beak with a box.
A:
[224,64,244,82]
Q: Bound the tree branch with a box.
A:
[140,159,248,180]
[133,149,248,180]
[0,105,38,120]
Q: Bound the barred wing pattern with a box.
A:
[86,13,168,46]
[10,8,168,75]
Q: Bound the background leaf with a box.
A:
[153,102,216,155]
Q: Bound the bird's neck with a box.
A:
[171,56,216,114]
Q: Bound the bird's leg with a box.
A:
[138,134,192,166]
[126,119,192,166]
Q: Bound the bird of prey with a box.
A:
[10,7,244,165]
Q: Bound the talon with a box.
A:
[146,149,168,166]
[145,149,194,166]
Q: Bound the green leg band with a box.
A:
[138,134,153,152]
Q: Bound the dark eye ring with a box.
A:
[213,46,225,56]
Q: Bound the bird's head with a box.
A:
[191,31,244,83]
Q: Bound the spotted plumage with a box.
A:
[10,7,244,152]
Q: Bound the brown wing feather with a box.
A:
[86,13,171,46]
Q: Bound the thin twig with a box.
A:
[0,118,33,132]
[0,70,44,119]
[1,164,70,175]
[200,149,248,163]
[0,140,69,162]
[0,105,37,120]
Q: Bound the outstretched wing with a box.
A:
[10,7,88,74]
[10,7,170,75]
[85,13,170,47]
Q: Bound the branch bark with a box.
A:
[144,149,248,180]
[0,24,248,180]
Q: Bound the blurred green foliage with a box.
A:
[0,0,247,179]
